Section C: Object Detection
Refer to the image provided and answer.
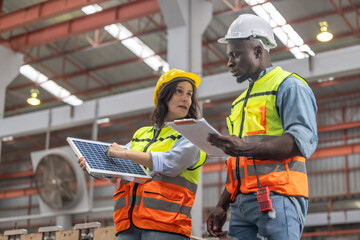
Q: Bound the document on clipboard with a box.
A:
[167,118,228,157]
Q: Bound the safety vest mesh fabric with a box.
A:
[113,125,207,238]
[225,67,309,199]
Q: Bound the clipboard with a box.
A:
[167,118,228,157]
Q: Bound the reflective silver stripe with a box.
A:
[135,195,142,206]
[288,160,307,174]
[234,160,306,177]
[242,135,277,143]
[152,175,198,193]
[143,197,180,213]
[114,197,126,211]
[233,169,245,179]
[142,197,191,217]
[246,162,287,176]
[180,205,192,217]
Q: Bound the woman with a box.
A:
[78,69,206,240]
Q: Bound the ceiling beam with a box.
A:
[6,0,161,51]
[1,44,360,138]
[23,26,166,65]
[0,0,108,34]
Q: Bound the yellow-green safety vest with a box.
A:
[225,67,309,199]
[113,125,207,237]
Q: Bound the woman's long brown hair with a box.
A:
[151,79,200,127]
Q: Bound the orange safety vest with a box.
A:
[113,125,206,237]
[225,67,309,201]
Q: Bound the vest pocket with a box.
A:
[244,99,267,135]
[244,159,290,189]
[139,184,184,224]
[228,112,241,136]
[113,184,130,223]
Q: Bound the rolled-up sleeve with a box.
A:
[150,137,201,177]
[277,77,318,158]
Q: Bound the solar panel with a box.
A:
[67,137,151,184]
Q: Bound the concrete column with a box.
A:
[158,0,212,237]
[0,45,23,118]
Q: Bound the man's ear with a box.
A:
[254,45,263,58]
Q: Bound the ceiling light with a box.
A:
[83,5,169,73]
[96,117,110,124]
[20,65,83,106]
[245,0,315,59]
[27,89,41,106]
[2,136,14,142]
[317,21,333,42]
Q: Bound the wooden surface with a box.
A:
[20,233,42,240]
[94,226,117,240]
[55,230,80,240]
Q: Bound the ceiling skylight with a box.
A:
[20,65,83,106]
[245,0,315,59]
[83,5,169,72]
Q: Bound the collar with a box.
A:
[248,66,276,83]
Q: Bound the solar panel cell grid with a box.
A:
[72,140,147,176]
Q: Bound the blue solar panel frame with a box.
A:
[67,137,151,183]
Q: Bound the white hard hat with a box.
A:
[218,14,277,50]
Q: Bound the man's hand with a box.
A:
[207,206,228,237]
[208,134,252,157]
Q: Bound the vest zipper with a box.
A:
[236,81,254,193]
[128,127,162,221]
[239,81,254,138]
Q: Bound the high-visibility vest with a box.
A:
[225,67,309,201]
[113,125,207,238]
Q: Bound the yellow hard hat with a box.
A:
[153,69,201,106]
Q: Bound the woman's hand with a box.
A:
[105,142,127,159]
[77,156,87,171]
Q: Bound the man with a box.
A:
[206,14,318,240]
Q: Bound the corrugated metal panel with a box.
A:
[348,154,360,167]
[345,107,360,122]
[203,186,219,207]
[318,130,343,148]
[308,156,346,197]
[319,109,342,126]
[309,172,346,197]
[349,170,360,193]
[348,154,360,193]
[307,156,344,171]
[347,127,360,144]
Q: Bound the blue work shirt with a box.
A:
[250,66,318,158]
